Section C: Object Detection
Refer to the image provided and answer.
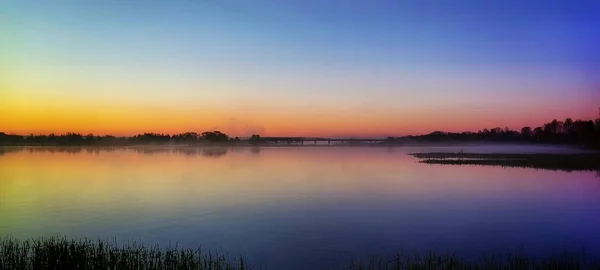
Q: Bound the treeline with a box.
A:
[387,118,600,147]
[1,118,599,147]
[0,131,248,146]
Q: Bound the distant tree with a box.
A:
[557,120,565,135]
[201,131,229,142]
[533,127,544,140]
[490,127,503,137]
[586,120,597,144]
[173,132,199,142]
[249,134,262,144]
[521,127,533,137]
[132,133,170,143]
[2,116,599,147]
[543,119,565,135]
[595,119,600,146]
[564,118,574,135]
[587,120,596,135]
[544,119,558,135]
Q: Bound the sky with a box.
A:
[1,0,599,137]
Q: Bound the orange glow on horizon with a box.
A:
[2,103,597,137]
[2,86,597,137]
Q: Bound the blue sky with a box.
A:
[2,0,599,136]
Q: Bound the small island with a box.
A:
[410,152,600,172]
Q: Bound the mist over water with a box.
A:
[1,145,599,269]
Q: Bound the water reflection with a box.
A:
[0,146,25,155]
[1,145,599,269]
[20,146,119,155]
[201,148,228,158]
[132,147,172,155]
[1,146,236,158]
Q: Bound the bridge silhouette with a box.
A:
[260,137,386,145]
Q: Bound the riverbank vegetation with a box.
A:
[1,237,598,270]
[0,237,247,270]
[2,117,599,147]
[0,131,244,146]
[385,118,600,148]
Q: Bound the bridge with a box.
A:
[260,137,386,145]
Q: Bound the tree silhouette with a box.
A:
[201,131,229,142]
[172,132,199,142]
[532,127,544,140]
[1,116,599,148]
[564,118,574,134]
[249,134,262,144]
[521,127,533,138]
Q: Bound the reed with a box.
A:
[0,236,247,270]
[346,251,599,270]
[2,236,599,269]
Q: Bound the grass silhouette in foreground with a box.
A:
[0,237,247,270]
[409,153,600,172]
[2,237,600,270]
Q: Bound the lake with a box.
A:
[1,145,599,269]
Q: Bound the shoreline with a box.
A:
[0,141,590,148]
[410,152,600,172]
[2,236,598,270]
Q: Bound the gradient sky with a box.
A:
[2,0,599,137]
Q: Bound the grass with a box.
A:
[2,237,600,269]
[409,153,600,172]
[0,236,247,270]
[346,251,600,270]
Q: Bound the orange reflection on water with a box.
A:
[1,146,599,236]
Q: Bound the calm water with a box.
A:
[1,145,599,269]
